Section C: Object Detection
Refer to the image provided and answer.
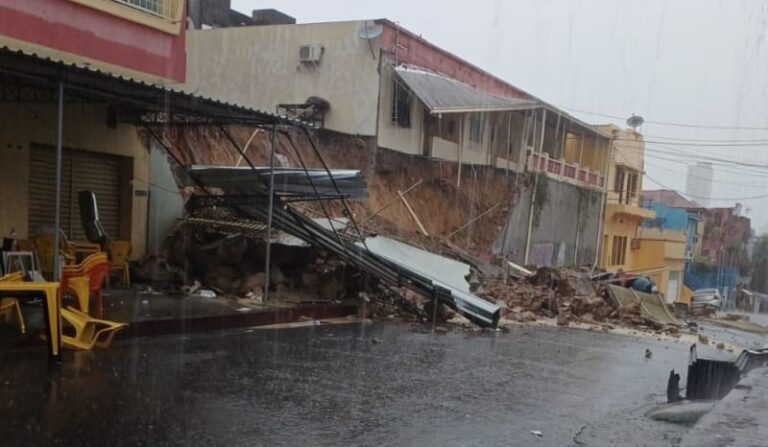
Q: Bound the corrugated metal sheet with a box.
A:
[395,65,540,114]
[28,145,124,241]
[0,46,306,126]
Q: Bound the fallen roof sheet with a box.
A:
[395,65,540,114]
[181,165,367,200]
[233,201,500,328]
[360,236,471,293]
[606,285,683,327]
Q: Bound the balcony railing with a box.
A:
[527,152,605,189]
[112,0,182,21]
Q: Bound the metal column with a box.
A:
[263,125,277,301]
[52,81,64,281]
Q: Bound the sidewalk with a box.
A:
[680,367,768,447]
[0,287,359,350]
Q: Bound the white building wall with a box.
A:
[185,21,382,136]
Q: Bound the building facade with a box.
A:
[183,17,612,266]
[597,125,655,273]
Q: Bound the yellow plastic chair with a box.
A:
[0,272,25,334]
[106,241,131,288]
[61,306,128,350]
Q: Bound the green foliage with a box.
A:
[532,172,550,229]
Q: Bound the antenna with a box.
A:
[626,114,644,130]
[357,22,383,40]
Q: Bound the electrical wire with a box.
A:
[562,106,768,131]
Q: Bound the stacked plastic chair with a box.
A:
[61,252,111,317]
[60,252,127,350]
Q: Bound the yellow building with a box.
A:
[598,126,654,273]
[630,227,687,303]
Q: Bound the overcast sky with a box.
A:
[234,0,768,231]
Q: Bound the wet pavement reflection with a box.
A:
[0,323,695,446]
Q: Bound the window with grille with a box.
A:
[610,235,628,266]
[391,81,412,128]
[112,0,180,19]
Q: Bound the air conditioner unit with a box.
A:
[630,239,641,250]
[299,44,324,63]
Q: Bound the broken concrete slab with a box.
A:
[646,400,715,425]
[606,284,683,327]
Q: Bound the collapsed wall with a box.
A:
[156,125,525,259]
[154,125,604,268]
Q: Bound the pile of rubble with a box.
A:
[478,267,615,326]
[474,266,682,333]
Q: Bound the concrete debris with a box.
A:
[646,401,715,425]
[479,267,614,325]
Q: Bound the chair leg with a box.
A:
[13,302,25,334]
[123,264,130,288]
[96,290,104,319]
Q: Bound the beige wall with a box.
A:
[185,21,382,136]
[377,65,425,155]
[0,103,148,258]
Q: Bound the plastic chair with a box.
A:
[62,252,110,317]
[0,272,25,334]
[106,241,131,288]
[61,306,128,350]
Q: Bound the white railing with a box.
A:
[527,152,605,189]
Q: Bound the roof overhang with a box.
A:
[394,65,540,115]
[607,203,656,220]
[0,46,302,127]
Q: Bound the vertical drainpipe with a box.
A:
[457,114,465,187]
[524,107,546,265]
[52,81,64,281]
[592,133,615,272]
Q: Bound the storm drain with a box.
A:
[685,345,768,401]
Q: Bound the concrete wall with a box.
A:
[377,64,425,155]
[495,176,603,267]
[147,143,185,254]
[643,202,689,231]
[185,21,382,136]
[0,103,149,258]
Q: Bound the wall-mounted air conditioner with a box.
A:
[300,44,324,63]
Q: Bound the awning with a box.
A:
[394,65,540,114]
[0,46,300,126]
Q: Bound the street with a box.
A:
[0,323,703,446]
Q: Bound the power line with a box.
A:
[643,172,768,201]
[644,159,768,189]
[562,106,768,131]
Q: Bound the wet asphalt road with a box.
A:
[0,323,698,446]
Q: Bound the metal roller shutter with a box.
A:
[28,145,126,242]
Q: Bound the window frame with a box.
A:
[469,113,485,144]
[391,80,412,128]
